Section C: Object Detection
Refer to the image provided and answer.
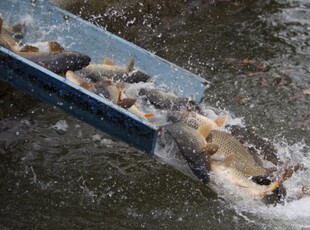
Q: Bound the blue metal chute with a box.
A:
[0,0,209,154]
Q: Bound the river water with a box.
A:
[0,0,309,229]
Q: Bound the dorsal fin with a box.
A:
[198,123,212,139]
[214,114,228,128]
[48,41,65,53]
[103,57,114,65]
[126,57,135,72]
[204,143,219,155]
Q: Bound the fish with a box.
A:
[162,122,219,184]
[2,21,26,40]
[206,129,274,177]
[65,71,153,119]
[139,87,200,111]
[0,17,91,74]
[167,110,227,130]
[163,122,295,204]
[25,50,91,74]
[204,129,299,203]
[228,125,279,165]
[77,57,152,83]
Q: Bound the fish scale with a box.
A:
[208,130,270,177]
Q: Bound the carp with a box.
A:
[139,87,200,111]
[167,110,227,130]
[0,17,91,74]
[65,71,153,119]
[205,129,297,202]
[162,122,218,184]
[76,57,152,83]
[162,122,295,204]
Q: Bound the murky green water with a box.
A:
[1,0,309,229]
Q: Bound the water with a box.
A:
[1,0,310,229]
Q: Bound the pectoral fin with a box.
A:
[223,154,235,167]
[198,123,212,139]
[205,143,219,155]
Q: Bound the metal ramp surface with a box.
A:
[0,0,209,154]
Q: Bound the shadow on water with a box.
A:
[1,0,309,229]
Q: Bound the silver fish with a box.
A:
[139,88,200,111]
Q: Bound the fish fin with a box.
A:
[214,114,228,128]
[103,57,114,65]
[166,91,177,97]
[223,154,235,167]
[19,45,39,53]
[126,57,135,72]
[66,71,95,91]
[144,113,154,118]
[80,82,96,91]
[267,165,296,194]
[198,123,212,139]
[205,143,219,155]
[117,97,137,109]
[48,41,65,53]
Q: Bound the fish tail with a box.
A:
[127,57,135,72]
[265,167,294,195]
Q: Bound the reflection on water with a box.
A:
[1,0,310,229]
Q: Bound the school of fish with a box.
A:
[0,17,305,205]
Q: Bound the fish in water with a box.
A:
[65,70,153,119]
[162,122,219,184]
[139,87,201,111]
[167,110,227,130]
[77,57,152,83]
[204,129,298,203]
[162,122,296,204]
[0,18,91,74]
[228,125,279,165]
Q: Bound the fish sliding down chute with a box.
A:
[0,0,209,154]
